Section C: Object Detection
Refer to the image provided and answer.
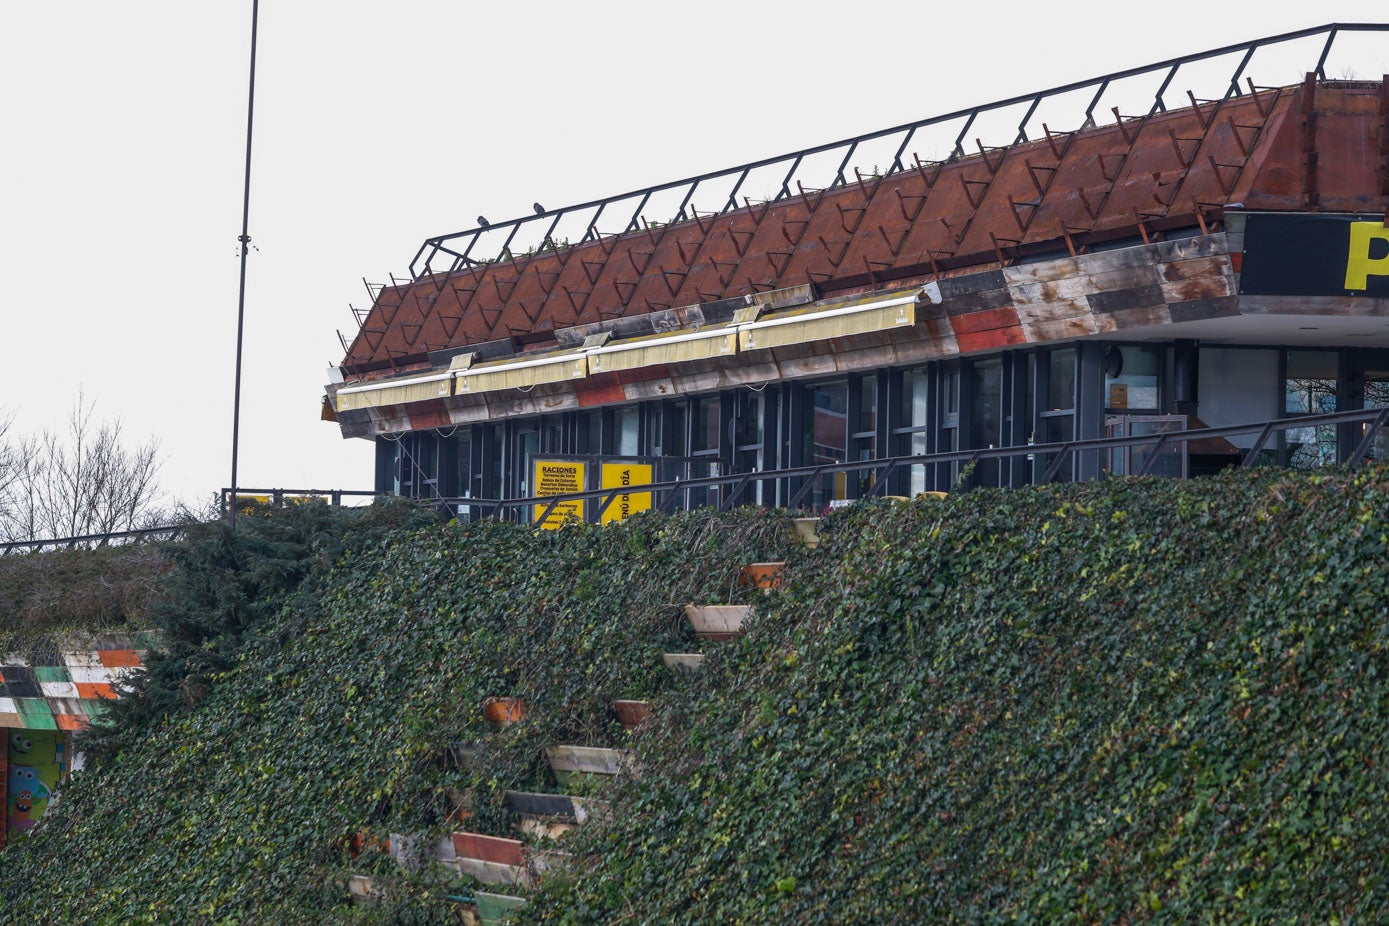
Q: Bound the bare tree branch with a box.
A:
[0,395,167,543]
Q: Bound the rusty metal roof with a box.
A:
[339,25,1389,378]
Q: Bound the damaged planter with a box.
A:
[740,561,785,591]
[661,653,705,671]
[789,517,821,549]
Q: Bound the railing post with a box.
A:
[1042,443,1076,484]
[1346,407,1389,468]
[1241,422,1276,467]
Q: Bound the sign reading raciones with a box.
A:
[532,460,586,529]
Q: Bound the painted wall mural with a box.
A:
[7,729,65,834]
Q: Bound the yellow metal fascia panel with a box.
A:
[335,374,451,412]
[739,299,916,352]
[456,353,587,395]
[587,331,737,375]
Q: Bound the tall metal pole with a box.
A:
[229,0,259,528]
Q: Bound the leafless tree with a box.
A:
[0,395,165,543]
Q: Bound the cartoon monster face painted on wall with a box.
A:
[9,731,34,757]
[7,764,52,832]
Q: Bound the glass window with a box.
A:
[900,369,929,430]
[1103,345,1161,411]
[668,402,689,458]
[812,382,848,464]
[693,397,720,453]
[1285,350,1338,470]
[616,406,640,456]
[971,359,1003,449]
[971,359,1003,487]
[851,376,877,465]
[1047,349,1076,411]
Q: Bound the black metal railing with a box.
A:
[432,407,1389,524]
[8,407,1386,554]
[220,488,381,509]
[0,525,188,557]
[401,24,1386,282]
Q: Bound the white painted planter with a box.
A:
[685,604,750,639]
[790,517,821,549]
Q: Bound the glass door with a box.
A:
[1349,350,1389,463]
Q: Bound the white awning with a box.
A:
[587,328,738,375]
[455,351,588,394]
[738,290,921,352]
[335,371,452,412]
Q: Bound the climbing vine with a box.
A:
[2,469,1389,924]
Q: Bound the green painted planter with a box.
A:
[475,890,525,924]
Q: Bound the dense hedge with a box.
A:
[2,469,1388,923]
[0,505,787,923]
[0,542,165,651]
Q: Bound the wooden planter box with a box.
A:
[740,561,786,591]
[453,857,532,887]
[452,831,526,867]
[611,699,651,730]
[685,604,749,641]
[506,790,608,840]
[474,890,525,924]
[482,697,524,726]
[790,517,821,549]
[545,745,628,786]
[661,652,705,671]
[347,874,373,904]
[505,790,577,820]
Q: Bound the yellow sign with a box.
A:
[533,460,586,529]
[599,463,653,525]
[1346,221,1389,291]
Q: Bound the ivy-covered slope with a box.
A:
[3,470,1389,924]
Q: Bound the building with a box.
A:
[325,24,1389,516]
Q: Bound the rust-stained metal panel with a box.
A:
[338,81,1385,382]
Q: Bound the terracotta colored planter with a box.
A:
[452,831,526,868]
[685,604,749,641]
[661,652,705,671]
[611,699,651,730]
[790,517,821,549]
[482,697,524,726]
[740,561,785,591]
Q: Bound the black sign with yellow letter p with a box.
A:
[1240,213,1389,297]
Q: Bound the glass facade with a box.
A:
[374,340,1389,513]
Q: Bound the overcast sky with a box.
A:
[1,3,1385,510]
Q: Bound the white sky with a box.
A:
[1,3,1386,509]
